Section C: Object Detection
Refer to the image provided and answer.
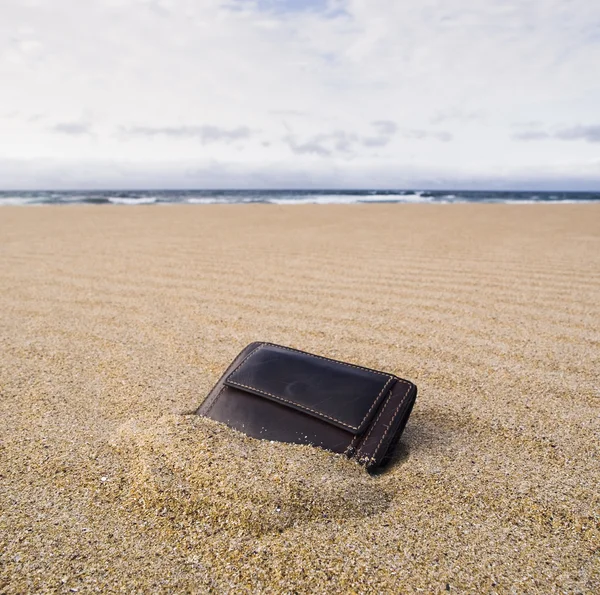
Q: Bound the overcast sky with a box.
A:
[2,0,600,189]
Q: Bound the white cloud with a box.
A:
[1,0,599,188]
[121,125,253,143]
[52,122,93,135]
[514,125,600,143]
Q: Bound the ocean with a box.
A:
[1,189,599,206]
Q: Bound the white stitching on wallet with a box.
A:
[368,382,413,464]
[227,379,359,430]
[357,390,393,455]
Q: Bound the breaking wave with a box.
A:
[1,189,599,206]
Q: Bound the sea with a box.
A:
[1,189,599,206]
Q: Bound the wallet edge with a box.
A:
[355,379,417,469]
[196,342,263,416]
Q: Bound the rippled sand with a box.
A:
[1,205,598,593]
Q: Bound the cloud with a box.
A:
[361,136,391,147]
[371,120,398,136]
[513,125,600,143]
[284,135,331,156]
[430,109,483,125]
[269,109,308,117]
[324,130,358,153]
[555,125,600,143]
[283,129,360,157]
[285,121,450,157]
[230,0,335,16]
[513,131,551,141]
[51,123,92,135]
[139,0,172,17]
[360,120,398,147]
[122,125,253,144]
[285,125,392,156]
[403,129,453,142]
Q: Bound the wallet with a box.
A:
[196,342,417,470]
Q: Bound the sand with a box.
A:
[0,204,598,593]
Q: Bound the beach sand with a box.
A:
[1,204,598,593]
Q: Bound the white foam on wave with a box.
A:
[108,197,158,205]
[0,197,42,206]
[186,197,226,204]
[269,196,359,205]
[268,193,432,205]
[501,198,596,204]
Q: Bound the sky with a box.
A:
[1,0,600,190]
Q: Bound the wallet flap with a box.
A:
[224,343,395,434]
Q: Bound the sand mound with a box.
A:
[110,414,391,537]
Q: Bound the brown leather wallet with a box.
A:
[196,342,417,470]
